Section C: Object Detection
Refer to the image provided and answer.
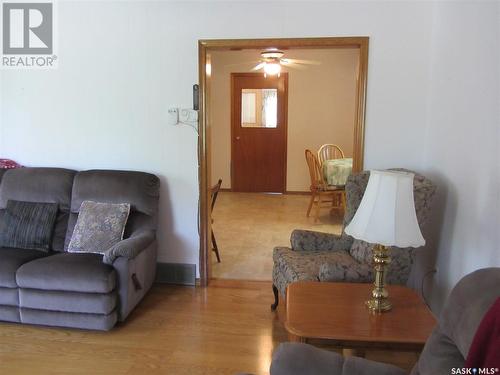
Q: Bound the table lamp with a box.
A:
[344,170,425,313]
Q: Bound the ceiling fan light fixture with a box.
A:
[252,49,319,76]
[261,49,284,60]
[263,62,281,77]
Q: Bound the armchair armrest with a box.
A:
[103,230,155,264]
[318,261,373,283]
[290,229,353,252]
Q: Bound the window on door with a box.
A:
[241,88,278,128]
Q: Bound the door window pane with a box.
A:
[241,92,256,123]
[241,89,277,128]
[262,89,277,128]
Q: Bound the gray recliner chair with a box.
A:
[270,267,500,375]
[272,169,436,310]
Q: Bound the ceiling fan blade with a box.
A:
[252,62,265,71]
[281,62,307,70]
[282,58,321,65]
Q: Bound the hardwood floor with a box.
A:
[212,192,343,280]
[0,282,419,374]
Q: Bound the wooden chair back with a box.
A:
[210,179,223,263]
[211,179,223,211]
[318,144,345,165]
[305,150,326,191]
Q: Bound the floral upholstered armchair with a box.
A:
[271,169,436,310]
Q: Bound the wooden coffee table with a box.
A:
[285,281,436,353]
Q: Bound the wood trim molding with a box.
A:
[198,42,210,286]
[285,191,311,196]
[353,39,369,173]
[199,37,368,50]
[219,189,310,195]
[198,37,369,287]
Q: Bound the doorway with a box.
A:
[231,73,288,193]
[198,37,369,286]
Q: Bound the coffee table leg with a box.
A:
[342,348,365,357]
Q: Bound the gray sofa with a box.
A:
[0,167,160,330]
[270,267,500,375]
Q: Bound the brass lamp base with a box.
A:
[365,297,392,312]
[365,244,392,313]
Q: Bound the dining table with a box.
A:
[323,157,353,186]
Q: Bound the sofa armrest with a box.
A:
[290,229,353,252]
[410,328,465,375]
[103,230,155,264]
[270,343,406,375]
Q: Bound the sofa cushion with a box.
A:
[0,247,50,288]
[0,169,7,184]
[272,247,357,296]
[70,170,159,217]
[0,305,20,323]
[273,248,356,281]
[16,252,116,293]
[0,200,58,251]
[0,168,76,251]
[68,201,130,254]
[65,170,160,249]
[19,288,117,315]
[0,286,20,306]
[20,307,117,331]
[349,239,373,263]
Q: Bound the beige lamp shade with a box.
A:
[344,170,425,248]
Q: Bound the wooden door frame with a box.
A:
[198,37,369,287]
[230,72,289,193]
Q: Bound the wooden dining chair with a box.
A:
[317,144,347,214]
[317,144,345,165]
[305,150,343,222]
[211,179,223,263]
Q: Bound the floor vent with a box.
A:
[155,263,196,286]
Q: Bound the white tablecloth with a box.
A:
[323,158,353,186]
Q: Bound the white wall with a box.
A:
[0,1,437,278]
[210,49,359,192]
[421,1,500,313]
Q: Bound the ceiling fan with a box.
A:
[252,48,320,77]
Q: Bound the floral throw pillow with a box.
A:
[68,201,130,254]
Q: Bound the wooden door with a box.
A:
[231,73,288,193]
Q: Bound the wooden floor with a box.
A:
[0,282,419,375]
[212,192,343,280]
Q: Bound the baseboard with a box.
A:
[155,263,196,286]
[220,189,310,195]
[285,190,310,195]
